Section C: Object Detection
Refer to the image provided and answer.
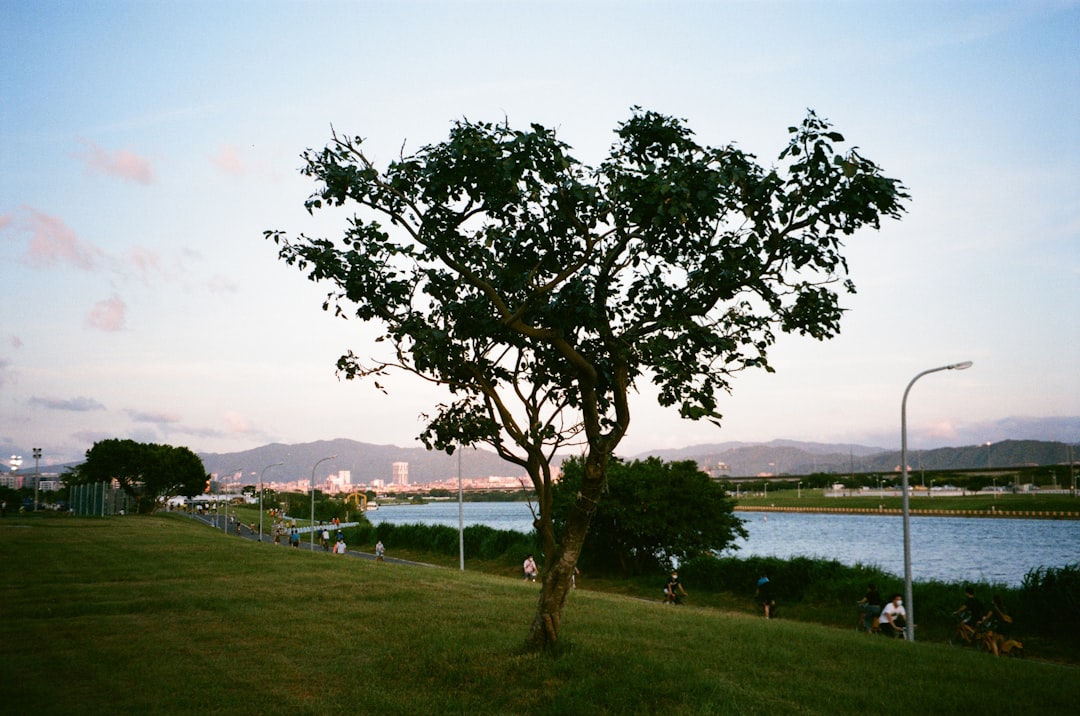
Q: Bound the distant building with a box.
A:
[326,470,352,494]
[392,462,409,486]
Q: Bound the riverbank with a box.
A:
[735,505,1080,519]
[733,491,1080,520]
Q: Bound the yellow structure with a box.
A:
[345,491,368,512]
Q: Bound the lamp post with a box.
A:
[33,448,42,511]
[310,455,337,549]
[221,468,240,533]
[259,462,283,542]
[458,445,465,571]
[797,481,802,499]
[901,360,972,641]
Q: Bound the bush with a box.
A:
[356,522,538,564]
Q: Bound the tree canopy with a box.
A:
[267,108,907,647]
[71,439,209,513]
[553,456,747,576]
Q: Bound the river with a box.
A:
[366,501,1080,587]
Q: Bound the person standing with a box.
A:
[375,540,385,563]
[289,528,300,548]
[756,573,776,619]
[334,536,347,554]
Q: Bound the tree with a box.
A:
[267,108,907,648]
[552,456,747,576]
[72,439,209,513]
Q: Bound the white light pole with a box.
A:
[458,445,465,571]
[33,448,42,511]
[901,360,972,641]
[221,468,240,533]
[259,462,283,542]
[310,456,337,549]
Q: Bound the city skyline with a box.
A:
[3,2,1078,467]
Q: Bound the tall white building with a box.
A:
[392,462,409,486]
[326,470,353,494]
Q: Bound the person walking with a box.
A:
[756,573,776,619]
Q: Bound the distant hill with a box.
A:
[631,438,1077,478]
[198,437,1078,484]
[198,438,528,486]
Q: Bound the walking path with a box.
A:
[184,511,435,567]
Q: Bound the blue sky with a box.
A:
[2,1,1078,467]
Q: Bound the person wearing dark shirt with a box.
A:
[665,570,687,604]
[857,582,883,632]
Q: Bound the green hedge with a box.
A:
[342,521,539,562]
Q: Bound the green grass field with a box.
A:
[2,514,1078,715]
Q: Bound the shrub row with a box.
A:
[341,521,539,562]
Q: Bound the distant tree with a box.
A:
[554,456,747,576]
[267,108,907,649]
[71,439,209,513]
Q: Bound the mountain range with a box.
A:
[199,437,1078,485]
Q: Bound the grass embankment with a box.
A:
[734,491,1080,518]
[2,515,1078,715]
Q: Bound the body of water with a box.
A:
[367,501,1079,587]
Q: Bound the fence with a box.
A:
[69,482,132,517]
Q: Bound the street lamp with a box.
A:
[458,445,465,571]
[221,468,240,533]
[310,455,337,549]
[797,481,802,499]
[259,462,283,542]
[33,448,42,511]
[901,360,972,641]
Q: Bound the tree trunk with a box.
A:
[526,449,608,650]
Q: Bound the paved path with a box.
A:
[184,512,434,567]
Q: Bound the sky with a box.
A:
[2,1,1078,468]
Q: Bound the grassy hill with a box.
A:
[2,514,1077,715]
